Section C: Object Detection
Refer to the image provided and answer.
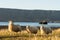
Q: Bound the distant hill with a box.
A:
[0,8,60,22]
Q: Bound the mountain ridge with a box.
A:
[0,8,60,22]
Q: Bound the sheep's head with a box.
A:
[26,25,30,29]
[40,26,44,30]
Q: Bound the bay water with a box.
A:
[0,22,60,27]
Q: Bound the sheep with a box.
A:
[40,26,52,35]
[26,25,38,34]
[8,20,21,32]
[26,26,38,40]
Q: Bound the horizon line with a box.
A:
[0,7,60,11]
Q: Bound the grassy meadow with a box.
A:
[0,29,60,40]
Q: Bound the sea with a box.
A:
[0,22,60,27]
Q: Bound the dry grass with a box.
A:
[0,29,60,40]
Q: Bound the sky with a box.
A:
[0,0,60,10]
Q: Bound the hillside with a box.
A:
[0,8,60,22]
